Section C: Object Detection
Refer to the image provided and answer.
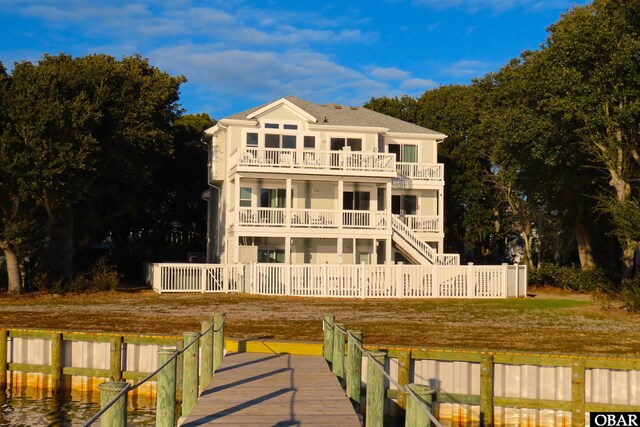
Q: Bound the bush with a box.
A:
[88,258,119,292]
[620,279,640,312]
[528,263,612,292]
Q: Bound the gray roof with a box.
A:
[224,96,445,137]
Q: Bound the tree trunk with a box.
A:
[0,241,21,293]
[42,205,75,280]
[574,223,596,270]
[521,222,534,269]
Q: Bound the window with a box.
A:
[392,195,417,215]
[331,138,362,151]
[246,133,258,147]
[389,143,417,162]
[283,124,298,130]
[265,123,279,129]
[343,191,370,210]
[282,135,296,149]
[258,249,285,263]
[403,145,417,163]
[265,134,297,149]
[304,136,316,149]
[240,188,252,207]
[260,189,286,208]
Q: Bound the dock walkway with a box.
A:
[181,352,361,426]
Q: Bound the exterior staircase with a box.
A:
[391,215,459,265]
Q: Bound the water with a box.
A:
[0,393,157,426]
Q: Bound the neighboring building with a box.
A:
[203,96,459,266]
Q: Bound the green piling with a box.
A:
[182,332,199,418]
[366,350,387,427]
[156,349,177,427]
[99,381,128,427]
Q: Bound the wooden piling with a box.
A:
[156,349,177,427]
[200,320,214,390]
[0,329,7,390]
[182,332,199,418]
[346,330,363,407]
[366,350,387,427]
[480,353,494,427]
[99,381,128,427]
[110,336,123,381]
[397,350,411,409]
[405,383,434,427]
[213,313,225,371]
[332,323,345,383]
[323,315,335,364]
[572,359,586,427]
[50,332,63,393]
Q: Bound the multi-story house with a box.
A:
[203,96,459,266]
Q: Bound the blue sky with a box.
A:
[0,0,589,119]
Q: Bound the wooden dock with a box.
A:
[181,352,361,426]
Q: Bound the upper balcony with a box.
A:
[233,147,396,177]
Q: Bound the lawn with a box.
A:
[0,286,638,356]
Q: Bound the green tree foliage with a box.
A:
[0,53,187,291]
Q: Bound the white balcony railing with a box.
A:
[396,162,443,181]
[238,148,395,174]
[398,215,440,233]
[238,207,387,230]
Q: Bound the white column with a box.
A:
[285,237,291,264]
[338,237,343,264]
[234,177,241,263]
[438,186,444,237]
[286,178,292,228]
[386,238,392,264]
[338,179,344,229]
[373,238,377,264]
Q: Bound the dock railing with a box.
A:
[323,315,442,427]
[83,313,226,427]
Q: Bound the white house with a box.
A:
[202,96,459,266]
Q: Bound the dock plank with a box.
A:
[181,352,361,426]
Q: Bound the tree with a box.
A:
[0,54,185,290]
[535,0,640,277]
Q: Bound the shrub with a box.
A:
[89,258,119,292]
[620,279,640,312]
[528,263,612,292]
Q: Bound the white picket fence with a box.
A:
[149,263,527,298]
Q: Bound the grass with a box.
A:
[0,286,639,356]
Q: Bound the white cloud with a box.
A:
[411,0,578,13]
[370,67,409,80]
[401,77,438,90]
[443,60,494,78]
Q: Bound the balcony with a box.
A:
[235,148,396,177]
[394,162,444,187]
[397,214,441,234]
[237,207,388,230]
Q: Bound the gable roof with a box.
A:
[223,96,445,137]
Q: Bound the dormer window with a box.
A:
[265,123,279,129]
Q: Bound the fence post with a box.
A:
[405,383,435,427]
[396,263,404,297]
[323,315,335,364]
[201,265,207,293]
[213,313,225,371]
[110,336,123,381]
[501,263,508,297]
[480,353,494,427]
[572,359,586,427]
[397,350,411,409]
[200,320,214,390]
[50,332,63,393]
[182,332,199,418]
[332,323,345,384]
[366,350,388,427]
[0,329,7,390]
[153,264,161,292]
[467,263,475,297]
[156,349,177,427]
[347,330,363,408]
[98,381,128,427]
